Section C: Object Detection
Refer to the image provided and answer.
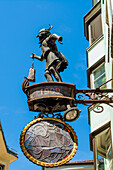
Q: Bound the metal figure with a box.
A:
[30,25,68,82]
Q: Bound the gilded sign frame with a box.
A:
[20,117,78,167]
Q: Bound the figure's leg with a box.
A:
[49,66,62,82]
[44,70,54,82]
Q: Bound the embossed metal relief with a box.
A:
[20,118,78,167]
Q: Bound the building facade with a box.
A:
[84,0,113,169]
[0,123,18,170]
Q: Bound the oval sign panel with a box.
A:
[20,117,78,167]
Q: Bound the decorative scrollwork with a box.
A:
[92,105,104,113]
[35,112,64,120]
[85,92,109,100]
[78,94,85,100]
[98,93,109,99]
[85,93,97,100]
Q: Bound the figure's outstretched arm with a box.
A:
[45,34,63,44]
[30,53,44,61]
[52,34,63,44]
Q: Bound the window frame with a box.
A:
[90,122,113,170]
[105,130,113,169]
[92,63,106,88]
[88,13,103,45]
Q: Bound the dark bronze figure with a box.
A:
[30,25,68,82]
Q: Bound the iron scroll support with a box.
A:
[74,87,113,113]
[74,88,113,104]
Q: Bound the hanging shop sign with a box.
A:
[20,117,78,167]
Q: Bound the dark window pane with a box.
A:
[94,65,105,80]
[90,13,102,43]
[94,73,106,88]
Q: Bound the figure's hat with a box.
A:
[36,24,53,38]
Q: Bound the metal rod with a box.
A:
[74,99,113,104]
[75,88,113,93]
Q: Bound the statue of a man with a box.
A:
[30,25,68,82]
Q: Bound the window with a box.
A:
[0,165,4,170]
[92,123,113,170]
[93,64,106,88]
[89,14,103,45]
[105,130,113,169]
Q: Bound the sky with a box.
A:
[0,0,93,169]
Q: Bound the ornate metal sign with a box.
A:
[21,25,113,168]
[20,117,78,167]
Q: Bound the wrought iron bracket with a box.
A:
[74,88,113,113]
[74,88,113,104]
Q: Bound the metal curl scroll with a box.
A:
[78,94,85,100]
[35,112,64,120]
[92,105,104,113]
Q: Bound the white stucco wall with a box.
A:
[90,103,113,132]
[87,37,105,68]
